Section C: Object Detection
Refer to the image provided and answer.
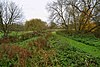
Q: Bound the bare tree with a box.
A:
[46,0,79,31]
[47,0,68,29]
[47,0,100,33]
[0,0,23,37]
[89,0,100,32]
[69,0,100,32]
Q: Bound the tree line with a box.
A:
[46,0,100,33]
[0,0,49,38]
[0,0,100,38]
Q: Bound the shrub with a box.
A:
[0,44,31,67]
[34,37,49,50]
[93,28,100,38]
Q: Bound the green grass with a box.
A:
[66,38,100,57]
[9,31,33,36]
[53,33,100,58]
[68,35,100,49]
[0,31,100,67]
[11,37,37,47]
[50,32,100,66]
[0,31,33,38]
[0,32,3,38]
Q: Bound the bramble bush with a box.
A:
[0,32,56,67]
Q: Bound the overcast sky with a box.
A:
[10,0,53,22]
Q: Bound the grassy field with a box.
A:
[0,31,100,67]
[0,31,33,38]
[50,32,100,66]
[53,32,100,57]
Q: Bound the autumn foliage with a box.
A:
[0,44,31,67]
[0,31,55,67]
